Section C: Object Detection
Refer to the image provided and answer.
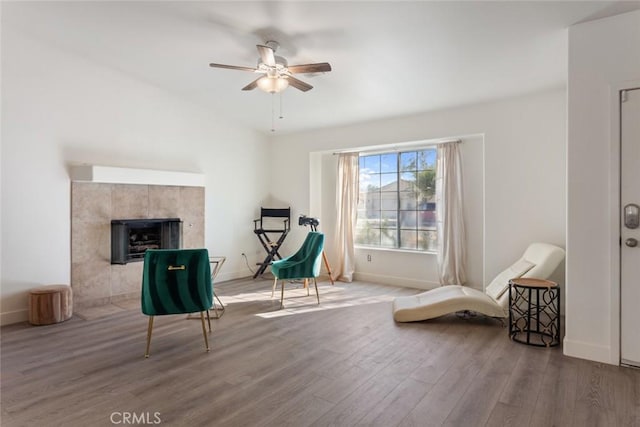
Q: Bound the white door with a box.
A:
[621,87,640,368]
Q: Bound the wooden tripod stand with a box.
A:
[309,223,335,285]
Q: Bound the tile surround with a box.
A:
[111,184,149,219]
[71,182,204,308]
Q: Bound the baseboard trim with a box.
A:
[353,272,439,290]
[216,269,258,283]
[563,337,616,365]
[1,309,29,326]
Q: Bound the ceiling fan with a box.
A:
[209,41,332,93]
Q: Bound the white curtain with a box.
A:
[335,153,359,282]
[435,141,467,285]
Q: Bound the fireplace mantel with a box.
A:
[70,165,205,187]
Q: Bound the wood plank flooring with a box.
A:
[1,278,639,426]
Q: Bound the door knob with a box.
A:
[625,238,638,247]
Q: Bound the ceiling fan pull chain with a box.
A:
[271,93,276,132]
[279,92,284,120]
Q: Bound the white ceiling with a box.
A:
[4,1,640,135]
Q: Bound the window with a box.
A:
[356,148,437,251]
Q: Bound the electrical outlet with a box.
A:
[367,254,372,262]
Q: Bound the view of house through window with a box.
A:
[356,148,437,251]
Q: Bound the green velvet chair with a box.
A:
[141,248,213,358]
[271,232,325,309]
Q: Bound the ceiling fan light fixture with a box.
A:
[257,76,289,93]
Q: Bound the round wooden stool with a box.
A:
[28,285,73,325]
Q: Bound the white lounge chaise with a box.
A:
[392,243,565,322]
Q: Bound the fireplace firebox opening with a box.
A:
[111,218,182,264]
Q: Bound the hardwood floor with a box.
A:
[2,278,639,426]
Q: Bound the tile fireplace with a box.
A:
[70,182,203,308]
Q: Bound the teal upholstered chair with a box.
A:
[141,249,213,358]
[271,232,325,309]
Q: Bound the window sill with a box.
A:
[354,246,436,256]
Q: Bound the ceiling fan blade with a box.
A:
[288,63,332,74]
[256,44,276,66]
[209,63,256,72]
[286,76,313,92]
[241,77,263,91]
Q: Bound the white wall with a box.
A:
[0,3,3,303]
[1,28,269,324]
[270,88,566,292]
[566,10,640,364]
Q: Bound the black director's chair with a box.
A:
[253,207,290,278]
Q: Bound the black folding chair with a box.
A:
[253,208,291,278]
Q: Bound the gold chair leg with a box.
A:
[272,277,278,298]
[200,312,210,352]
[305,278,310,296]
[314,278,320,305]
[145,316,154,358]
[280,279,285,309]
[206,309,211,332]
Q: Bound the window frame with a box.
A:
[355,146,438,252]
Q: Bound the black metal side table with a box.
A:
[508,278,560,347]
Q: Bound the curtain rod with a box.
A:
[332,139,462,155]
